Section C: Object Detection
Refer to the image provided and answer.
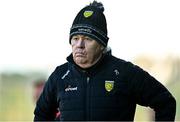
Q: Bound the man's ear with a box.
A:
[100,45,105,51]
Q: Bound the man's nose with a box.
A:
[77,38,85,48]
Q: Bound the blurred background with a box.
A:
[0,0,180,121]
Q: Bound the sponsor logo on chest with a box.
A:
[65,85,77,92]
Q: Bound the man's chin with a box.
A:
[74,57,86,64]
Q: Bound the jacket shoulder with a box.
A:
[55,62,69,72]
[110,55,136,70]
[53,62,69,77]
[47,62,69,82]
[109,55,140,78]
[46,62,69,91]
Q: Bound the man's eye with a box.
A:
[73,37,79,41]
[84,37,92,41]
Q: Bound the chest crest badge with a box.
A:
[105,81,114,92]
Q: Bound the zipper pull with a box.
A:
[87,77,90,84]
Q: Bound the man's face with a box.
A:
[71,35,104,68]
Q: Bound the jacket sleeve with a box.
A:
[34,69,59,121]
[127,63,176,121]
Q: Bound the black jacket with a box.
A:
[34,54,176,121]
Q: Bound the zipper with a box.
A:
[87,77,90,84]
[86,76,90,120]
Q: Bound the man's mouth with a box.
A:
[75,53,85,57]
[75,52,85,57]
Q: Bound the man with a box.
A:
[34,1,176,121]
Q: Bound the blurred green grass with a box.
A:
[168,81,180,120]
[0,73,35,121]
